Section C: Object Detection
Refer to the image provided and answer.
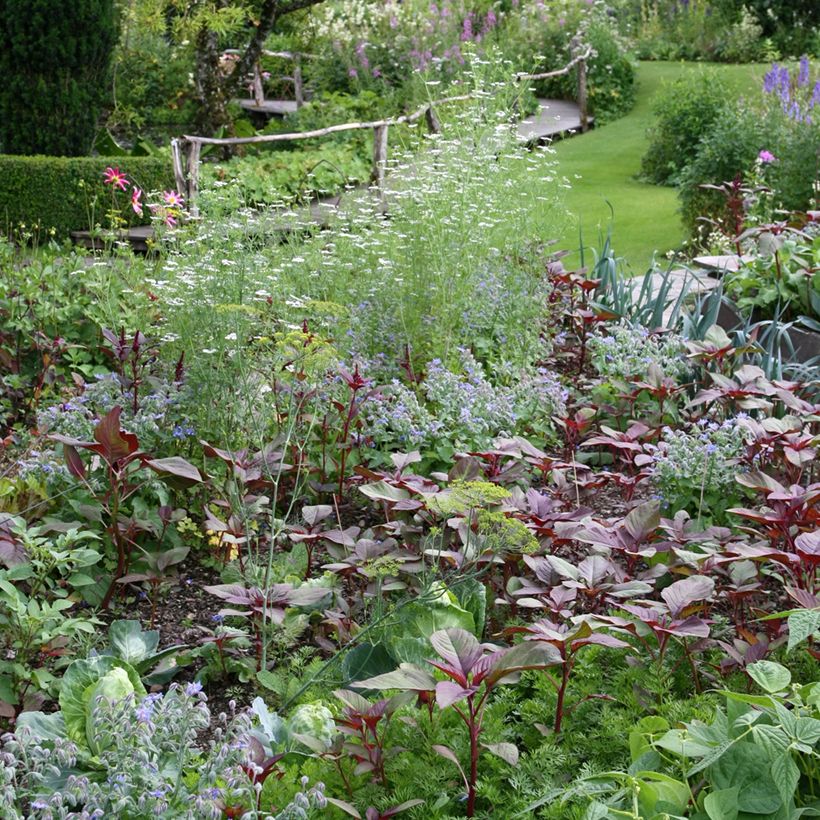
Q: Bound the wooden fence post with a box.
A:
[186,141,201,217]
[171,138,187,199]
[371,124,389,192]
[252,61,265,106]
[425,105,441,134]
[294,54,304,108]
[578,55,588,132]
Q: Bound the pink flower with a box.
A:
[130,187,143,216]
[164,213,177,228]
[163,190,184,208]
[103,167,129,191]
[758,150,777,164]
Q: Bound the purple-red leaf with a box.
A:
[435,680,474,708]
[661,575,715,618]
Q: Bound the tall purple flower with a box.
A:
[798,55,810,88]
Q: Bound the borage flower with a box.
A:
[103,167,129,191]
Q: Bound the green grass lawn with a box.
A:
[553,61,766,273]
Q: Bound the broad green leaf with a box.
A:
[710,742,782,814]
[15,710,67,742]
[108,620,159,666]
[771,753,800,807]
[452,577,487,640]
[59,656,145,751]
[704,787,739,820]
[342,642,396,686]
[747,661,791,694]
[787,610,820,652]
[351,662,436,692]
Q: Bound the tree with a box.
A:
[0,1,119,156]
[164,0,330,135]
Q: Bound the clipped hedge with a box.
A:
[0,155,174,238]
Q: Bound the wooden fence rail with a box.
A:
[171,45,592,214]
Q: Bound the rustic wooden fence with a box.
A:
[224,48,306,113]
[171,45,592,214]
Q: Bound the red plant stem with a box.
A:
[101,464,126,609]
[682,639,702,694]
[337,386,360,497]
[554,653,572,735]
[467,697,479,818]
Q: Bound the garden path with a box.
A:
[517,98,589,142]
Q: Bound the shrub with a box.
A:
[641,69,731,186]
[0,0,119,156]
[678,104,820,238]
[0,155,173,238]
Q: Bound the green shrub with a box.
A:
[641,69,731,186]
[678,104,820,238]
[0,155,174,238]
[0,0,119,156]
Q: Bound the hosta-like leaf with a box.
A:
[703,787,739,820]
[429,628,483,678]
[436,680,474,708]
[144,457,204,485]
[351,663,436,693]
[661,575,715,617]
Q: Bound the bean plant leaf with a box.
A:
[787,609,820,652]
[703,787,739,820]
[709,742,781,814]
[770,752,800,807]
[746,660,791,694]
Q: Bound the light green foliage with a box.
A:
[475,509,539,557]
[0,525,102,710]
[641,69,731,186]
[427,480,511,516]
[725,225,820,321]
[201,142,371,206]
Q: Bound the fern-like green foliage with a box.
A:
[0,1,120,155]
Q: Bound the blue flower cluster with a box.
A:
[763,57,820,123]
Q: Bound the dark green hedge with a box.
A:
[0,155,174,238]
[0,0,119,156]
